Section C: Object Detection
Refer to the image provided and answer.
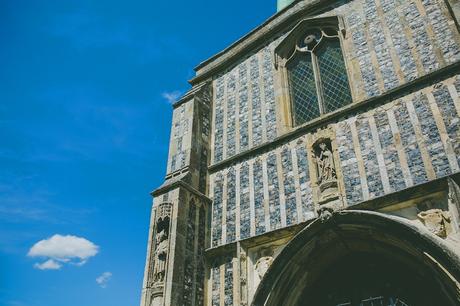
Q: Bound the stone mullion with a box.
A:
[368,2,400,91]
[235,164,241,241]
[341,17,365,102]
[368,114,392,194]
[211,80,218,165]
[238,246,248,306]
[222,74,229,161]
[248,160,256,237]
[164,191,179,305]
[291,141,304,223]
[397,3,425,77]
[276,148,288,228]
[145,201,158,287]
[258,52,269,145]
[221,171,228,245]
[350,119,370,200]
[386,108,414,187]
[377,0,411,84]
[346,8,378,100]
[414,0,447,67]
[219,263,225,306]
[404,97,437,180]
[207,267,212,306]
[191,204,200,306]
[232,256,239,305]
[447,82,460,115]
[235,67,242,155]
[404,2,440,73]
[426,90,460,173]
[364,7,387,93]
[246,58,254,150]
[261,155,271,233]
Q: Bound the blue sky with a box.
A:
[0,1,274,305]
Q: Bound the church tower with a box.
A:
[141,0,460,305]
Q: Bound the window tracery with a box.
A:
[275,17,352,127]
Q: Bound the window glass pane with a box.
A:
[317,38,352,113]
[288,53,320,125]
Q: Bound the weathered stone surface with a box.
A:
[141,1,460,305]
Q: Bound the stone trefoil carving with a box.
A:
[418,209,452,239]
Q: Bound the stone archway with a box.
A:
[252,210,460,306]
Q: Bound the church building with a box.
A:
[140,0,460,305]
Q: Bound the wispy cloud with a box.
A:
[28,234,99,270]
[34,259,62,270]
[161,91,181,104]
[96,272,113,288]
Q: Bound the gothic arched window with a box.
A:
[287,29,352,125]
[275,17,352,128]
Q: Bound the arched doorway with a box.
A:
[252,211,460,306]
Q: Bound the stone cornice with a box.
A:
[189,0,339,85]
[207,61,460,174]
[151,176,212,204]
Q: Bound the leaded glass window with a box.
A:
[287,28,352,126]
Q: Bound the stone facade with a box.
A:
[141,1,460,305]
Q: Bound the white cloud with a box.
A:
[34,259,62,270]
[161,91,181,104]
[28,234,99,270]
[96,272,112,288]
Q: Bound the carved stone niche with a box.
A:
[150,202,172,287]
[312,138,339,205]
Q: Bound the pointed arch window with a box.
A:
[275,18,352,127]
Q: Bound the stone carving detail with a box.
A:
[315,142,337,184]
[255,256,273,279]
[418,209,451,238]
[313,139,339,205]
[318,206,334,223]
[152,202,172,285]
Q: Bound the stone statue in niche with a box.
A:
[151,202,172,284]
[418,209,452,238]
[315,142,337,184]
[255,256,273,280]
[153,227,169,282]
[313,139,339,206]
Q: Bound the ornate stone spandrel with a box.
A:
[418,209,452,239]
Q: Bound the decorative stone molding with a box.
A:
[255,256,274,280]
[149,202,173,288]
[307,127,344,215]
[418,209,452,238]
[274,16,346,69]
[273,15,353,132]
[240,249,248,306]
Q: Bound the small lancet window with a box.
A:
[286,27,352,126]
